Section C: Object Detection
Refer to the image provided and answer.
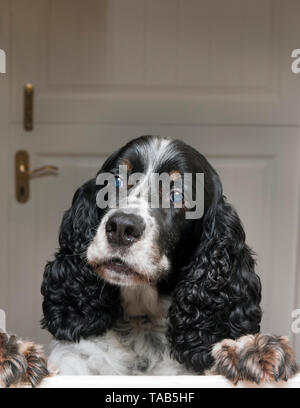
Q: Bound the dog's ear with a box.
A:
[168,166,262,373]
[41,178,121,342]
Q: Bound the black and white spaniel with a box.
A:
[0,135,298,386]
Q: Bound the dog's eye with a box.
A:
[114,176,123,188]
[170,190,184,203]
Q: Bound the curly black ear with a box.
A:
[41,178,121,342]
[168,167,262,373]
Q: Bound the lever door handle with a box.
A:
[15,150,59,203]
[29,165,59,178]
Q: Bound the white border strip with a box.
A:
[40,374,300,389]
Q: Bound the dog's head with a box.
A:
[41,135,261,371]
[86,136,208,288]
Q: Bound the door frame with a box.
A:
[0,0,10,316]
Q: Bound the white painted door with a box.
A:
[1,0,300,363]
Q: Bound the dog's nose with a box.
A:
[106,212,145,247]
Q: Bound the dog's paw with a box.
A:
[19,342,49,387]
[0,331,27,387]
[209,334,298,384]
[0,331,49,388]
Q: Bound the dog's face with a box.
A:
[87,136,206,287]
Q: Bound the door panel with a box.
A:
[11,0,300,125]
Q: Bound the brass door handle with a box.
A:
[24,83,34,131]
[15,150,59,203]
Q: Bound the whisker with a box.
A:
[99,280,106,301]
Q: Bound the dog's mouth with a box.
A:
[102,257,137,275]
[91,257,148,286]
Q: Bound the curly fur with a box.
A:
[41,179,122,342]
[208,334,298,383]
[0,332,27,387]
[21,342,49,387]
[167,161,262,373]
[0,331,49,387]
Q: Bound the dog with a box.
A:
[0,135,298,386]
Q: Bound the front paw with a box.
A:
[19,342,49,387]
[209,334,298,384]
[0,331,49,388]
[0,331,27,387]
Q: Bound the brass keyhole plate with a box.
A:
[15,150,30,203]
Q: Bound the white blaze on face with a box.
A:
[87,138,171,286]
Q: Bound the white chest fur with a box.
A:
[48,286,188,376]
